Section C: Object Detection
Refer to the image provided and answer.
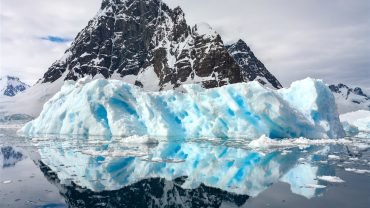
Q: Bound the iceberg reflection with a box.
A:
[32,137,335,201]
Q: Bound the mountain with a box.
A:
[0,0,282,118]
[0,76,29,97]
[329,83,370,113]
[41,0,281,90]
[226,39,282,89]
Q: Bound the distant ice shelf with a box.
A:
[20,77,345,139]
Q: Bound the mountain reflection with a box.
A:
[39,162,249,208]
[32,137,335,207]
[1,146,25,168]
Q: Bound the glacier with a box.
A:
[20,77,345,139]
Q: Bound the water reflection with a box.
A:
[1,146,26,168]
[31,137,341,205]
[40,162,249,208]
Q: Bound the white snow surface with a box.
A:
[340,110,370,132]
[20,78,345,139]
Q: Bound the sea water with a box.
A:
[1,126,370,208]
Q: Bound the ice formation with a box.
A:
[20,78,345,139]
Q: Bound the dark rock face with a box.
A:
[226,39,282,89]
[0,76,29,97]
[41,0,281,90]
[329,83,369,99]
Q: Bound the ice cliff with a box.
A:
[20,78,345,139]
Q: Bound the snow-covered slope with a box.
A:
[0,76,29,97]
[21,78,344,139]
[329,83,370,114]
[0,76,65,118]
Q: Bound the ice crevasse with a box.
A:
[20,78,345,139]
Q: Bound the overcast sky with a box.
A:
[1,0,369,87]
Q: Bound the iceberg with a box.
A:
[20,78,344,139]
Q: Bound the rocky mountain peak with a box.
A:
[0,76,30,97]
[329,83,370,113]
[226,39,282,89]
[329,83,369,98]
[40,0,281,90]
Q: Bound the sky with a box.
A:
[0,0,369,87]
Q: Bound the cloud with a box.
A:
[0,0,101,85]
[0,0,369,88]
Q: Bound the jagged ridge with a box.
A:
[41,0,281,90]
[329,83,370,113]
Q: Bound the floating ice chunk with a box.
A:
[344,168,370,174]
[20,78,345,139]
[317,176,345,183]
[2,180,12,184]
[328,155,340,160]
[304,184,326,189]
[120,135,158,144]
[248,135,351,149]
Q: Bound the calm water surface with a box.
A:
[1,126,370,208]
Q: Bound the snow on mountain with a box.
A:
[226,39,282,89]
[329,83,370,114]
[0,76,65,118]
[21,78,344,139]
[40,0,282,90]
[1,0,283,119]
[0,76,29,97]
